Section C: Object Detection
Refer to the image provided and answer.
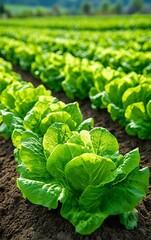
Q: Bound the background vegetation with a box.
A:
[0,0,151,18]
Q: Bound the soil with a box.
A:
[0,66,151,240]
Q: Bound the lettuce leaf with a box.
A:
[0,108,23,139]
[65,153,116,193]
[17,178,66,209]
[23,96,59,133]
[124,101,151,139]
[122,84,151,110]
[19,130,49,178]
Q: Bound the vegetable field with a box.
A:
[0,16,151,240]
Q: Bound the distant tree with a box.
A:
[35,7,47,17]
[113,0,123,14]
[52,4,61,16]
[0,4,5,14]
[19,9,34,18]
[140,4,151,14]
[111,0,123,14]
[0,4,12,18]
[82,2,91,15]
[129,0,144,13]
[101,0,110,14]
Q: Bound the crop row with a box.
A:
[0,57,149,235]
[0,26,151,52]
[0,33,150,74]
[0,15,151,30]
[0,37,151,139]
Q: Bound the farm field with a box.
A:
[0,15,151,240]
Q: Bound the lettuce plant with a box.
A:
[31,52,66,92]
[0,81,51,118]
[123,84,151,139]
[89,71,151,139]
[0,57,12,72]
[62,56,101,100]
[16,126,149,235]
[0,80,51,138]
[89,67,125,109]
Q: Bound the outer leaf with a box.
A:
[61,196,108,235]
[17,178,66,209]
[147,100,151,118]
[101,167,149,215]
[0,109,23,139]
[63,102,83,126]
[19,131,49,178]
[119,208,138,230]
[14,148,22,164]
[11,126,25,148]
[116,148,140,175]
[76,117,94,131]
[125,102,146,122]
[16,164,52,182]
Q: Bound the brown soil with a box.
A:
[0,66,151,240]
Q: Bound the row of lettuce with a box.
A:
[0,57,149,235]
[0,33,150,75]
[0,26,151,52]
[0,15,151,30]
[0,37,151,140]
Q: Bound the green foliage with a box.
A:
[0,13,151,235]
[0,81,51,118]
[0,60,149,235]
[101,0,110,14]
[62,58,100,100]
[123,84,151,139]
[89,72,151,139]
[17,123,149,235]
[82,2,92,15]
[112,0,123,14]
[0,18,151,141]
[31,52,66,92]
[129,0,144,13]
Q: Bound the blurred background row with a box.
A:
[0,0,151,18]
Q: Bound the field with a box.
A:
[0,15,151,240]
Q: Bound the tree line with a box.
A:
[0,0,150,18]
